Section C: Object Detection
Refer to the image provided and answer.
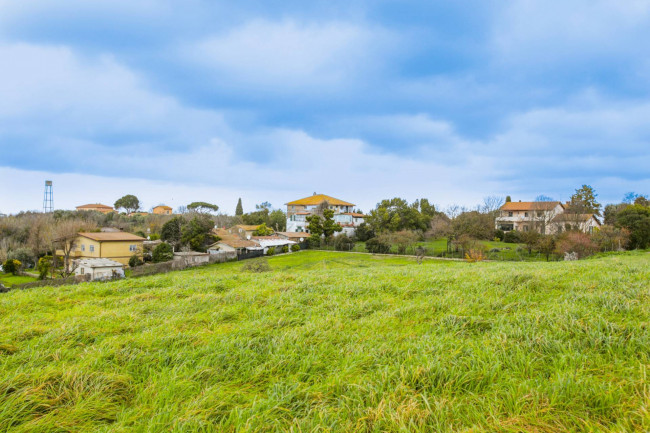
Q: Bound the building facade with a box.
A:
[285,193,365,235]
[58,232,146,266]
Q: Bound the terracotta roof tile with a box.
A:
[286,194,355,207]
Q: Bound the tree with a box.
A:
[451,211,494,240]
[536,235,556,261]
[616,204,650,249]
[378,230,419,255]
[322,209,343,239]
[180,215,217,252]
[269,209,287,232]
[253,223,274,236]
[592,226,630,252]
[366,198,429,233]
[37,256,52,280]
[505,196,512,203]
[53,219,92,276]
[187,202,219,214]
[114,195,141,214]
[129,254,143,267]
[556,232,598,259]
[427,214,452,239]
[306,214,324,238]
[235,198,244,216]
[242,205,270,225]
[634,196,650,207]
[535,195,554,202]
[152,242,174,263]
[161,216,184,249]
[354,223,375,242]
[519,230,541,255]
[569,185,601,216]
[481,196,504,214]
[365,237,391,254]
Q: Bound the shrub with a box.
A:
[241,258,271,273]
[556,232,598,259]
[307,236,321,249]
[152,242,174,263]
[291,244,300,252]
[334,234,355,251]
[493,229,505,241]
[365,237,390,254]
[3,259,21,275]
[8,248,35,269]
[503,231,521,243]
[129,254,143,268]
[148,233,161,241]
[281,245,289,254]
[37,256,52,280]
[267,247,276,256]
[465,249,486,262]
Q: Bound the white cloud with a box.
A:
[186,19,397,90]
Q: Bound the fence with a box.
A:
[131,251,237,278]
[236,250,265,261]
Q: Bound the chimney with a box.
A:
[313,192,317,195]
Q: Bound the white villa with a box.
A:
[495,200,601,234]
[285,193,366,236]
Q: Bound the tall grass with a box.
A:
[1,251,649,432]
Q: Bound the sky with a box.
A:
[1,0,650,215]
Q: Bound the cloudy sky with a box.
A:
[1,0,649,214]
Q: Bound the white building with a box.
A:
[495,200,601,234]
[74,258,124,281]
[285,193,365,235]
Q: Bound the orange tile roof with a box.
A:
[286,194,355,207]
[78,232,146,242]
[76,203,113,210]
[276,231,311,239]
[501,201,563,211]
[343,212,366,217]
[153,205,172,210]
[234,225,261,231]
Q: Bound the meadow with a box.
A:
[0,251,649,432]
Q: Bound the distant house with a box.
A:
[76,203,115,214]
[74,258,124,281]
[495,201,565,234]
[551,213,602,234]
[285,193,364,235]
[173,251,210,266]
[207,238,262,255]
[251,236,296,254]
[57,232,146,266]
[153,205,173,215]
[230,225,263,239]
[275,232,310,242]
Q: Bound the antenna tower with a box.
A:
[43,180,53,213]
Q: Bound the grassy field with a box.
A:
[0,273,37,287]
[1,251,649,432]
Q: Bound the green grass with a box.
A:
[1,251,649,432]
[0,273,37,287]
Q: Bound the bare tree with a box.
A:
[53,219,95,276]
[481,196,504,214]
[28,214,53,261]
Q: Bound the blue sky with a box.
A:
[1,0,649,214]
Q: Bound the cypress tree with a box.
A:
[235,198,243,216]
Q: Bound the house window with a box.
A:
[129,244,137,252]
[524,212,529,217]
[508,212,513,217]
[81,244,85,252]
[80,268,84,274]
[89,245,95,253]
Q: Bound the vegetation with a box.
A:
[0,251,648,431]
[152,242,174,263]
[253,223,274,236]
[187,202,219,214]
[114,194,141,214]
[235,198,244,216]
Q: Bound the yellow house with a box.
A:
[59,232,146,266]
[153,205,173,215]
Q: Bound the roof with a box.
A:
[234,225,261,231]
[153,205,172,210]
[276,231,311,239]
[76,203,113,210]
[173,251,209,256]
[75,258,124,268]
[78,232,146,242]
[500,201,563,211]
[295,211,311,215]
[343,212,366,217]
[552,214,601,224]
[286,194,355,207]
[211,238,260,248]
[256,238,296,248]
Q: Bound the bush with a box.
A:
[267,247,276,256]
[556,232,598,259]
[503,231,521,243]
[291,244,300,252]
[37,256,52,280]
[152,242,174,263]
[129,254,143,268]
[8,248,34,269]
[281,245,289,254]
[148,233,161,241]
[493,229,505,241]
[365,237,391,254]
[307,236,321,249]
[3,259,21,275]
[241,258,271,273]
[334,234,355,251]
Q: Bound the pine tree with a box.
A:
[235,198,243,216]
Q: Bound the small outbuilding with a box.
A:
[74,258,125,281]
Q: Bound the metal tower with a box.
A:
[43,180,53,213]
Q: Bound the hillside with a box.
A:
[1,251,649,432]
